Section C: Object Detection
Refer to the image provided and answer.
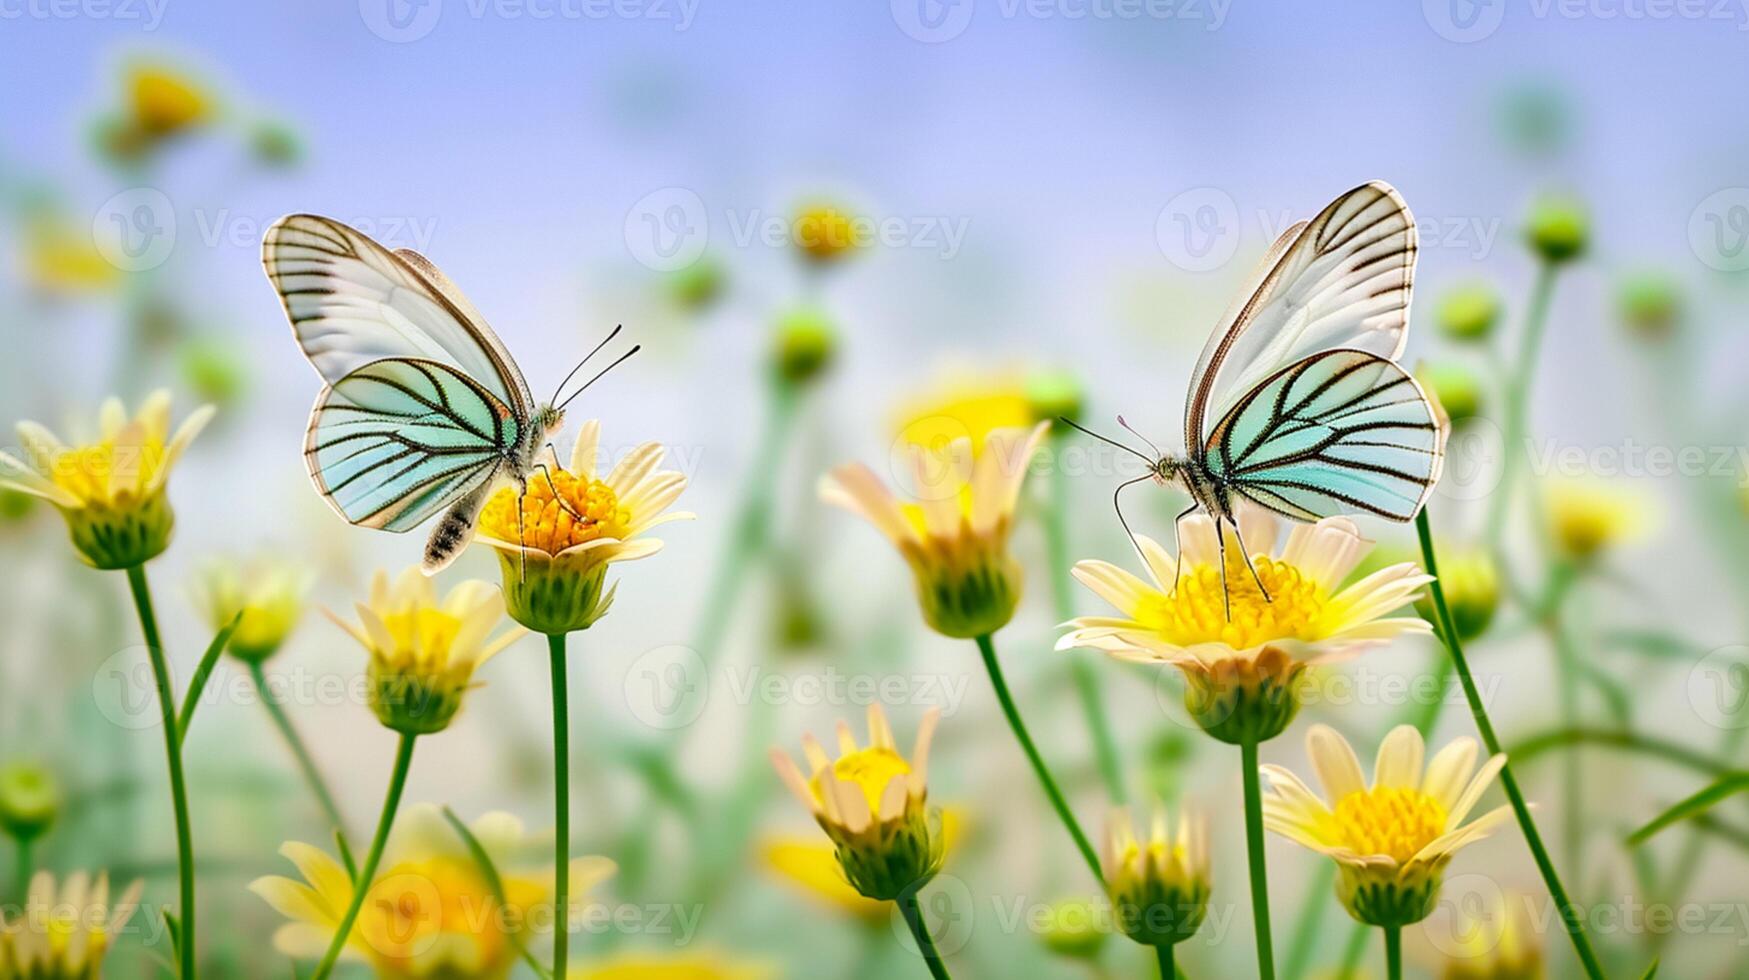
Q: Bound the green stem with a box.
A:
[124,564,197,980]
[1241,738,1276,980]
[898,887,952,980]
[1383,926,1401,980]
[974,633,1103,886]
[1487,260,1559,556]
[549,633,571,980]
[1416,510,1607,980]
[311,733,416,980]
[1335,919,1370,979]
[13,838,30,904]
[1045,430,1126,804]
[247,661,348,847]
[1155,943,1176,980]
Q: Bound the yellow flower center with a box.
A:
[379,607,464,669]
[478,469,630,556]
[49,433,166,507]
[1137,555,1328,649]
[1332,786,1448,865]
[812,747,911,816]
[793,205,864,259]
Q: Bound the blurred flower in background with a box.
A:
[1434,283,1502,345]
[791,199,865,266]
[759,836,888,923]
[0,762,58,847]
[769,306,838,387]
[1542,478,1653,564]
[575,951,771,980]
[252,804,616,979]
[1524,193,1589,264]
[18,207,120,295]
[1615,271,1682,342]
[94,59,216,166]
[1437,890,1546,980]
[0,871,143,980]
[190,554,313,664]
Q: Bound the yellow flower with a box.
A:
[1414,545,1498,642]
[21,215,120,294]
[792,200,865,263]
[0,763,59,844]
[759,837,889,923]
[474,420,691,634]
[575,951,771,980]
[0,871,143,980]
[125,62,215,139]
[893,372,1037,458]
[1058,506,1431,744]
[191,555,313,663]
[1543,479,1651,563]
[1102,806,1211,948]
[822,422,1048,638]
[328,569,524,734]
[1261,724,1514,927]
[771,705,944,901]
[252,804,616,979]
[0,390,214,569]
[1439,890,1545,980]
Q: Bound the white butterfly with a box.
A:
[1072,182,1445,608]
[262,215,633,572]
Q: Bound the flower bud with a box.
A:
[1525,194,1588,264]
[0,762,59,843]
[1435,284,1502,343]
[771,307,838,387]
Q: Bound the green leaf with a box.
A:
[440,806,552,980]
[163,908,182,958]
[1628,773,1749,845]
[176,611,244,747]
[1638,958,1659,979]
[334,828,358,882]
[1507,728,1735,780]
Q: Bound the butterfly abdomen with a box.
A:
[423,483,492,573]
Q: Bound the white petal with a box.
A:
[1307,724,1367,803]
[1373,725,1426,790]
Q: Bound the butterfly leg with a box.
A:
[1111,474,1155,568]
[1167,503,1198,598]
[1215,521,1233,621]
[1225,517,1273,603]
[515,483,528,583]
[535,458,586,522]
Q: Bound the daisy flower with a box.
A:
[822,422,1048,639]
[329,568,523,735]
[0,390,213,569]
[1058,505,1431,744]
[770,705,943,901]
[474,420,691,634]
[1261,724,1514,927]
[0,871,143,979]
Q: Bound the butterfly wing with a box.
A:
[264,214,533,414]
[304,357,518,535]
[1184,181,1416,450]
[1203,349,1443,523]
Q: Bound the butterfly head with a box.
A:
[1152,455,1185,486]
[533,404,566,437]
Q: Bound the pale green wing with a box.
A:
[304,358,518,532]
[1202,349,1443,522]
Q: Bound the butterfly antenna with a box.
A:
[548,324,624,407]
[1116,415,1165,460]
[555,345,641,413]
[1058,417,1157,466]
